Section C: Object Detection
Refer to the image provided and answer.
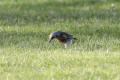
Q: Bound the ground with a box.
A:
[0,0,120,80]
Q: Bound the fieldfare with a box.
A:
[49,31,77,48]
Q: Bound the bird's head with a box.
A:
[49,31,60,42]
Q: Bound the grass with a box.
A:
[0,0,120,80]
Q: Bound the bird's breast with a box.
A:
[56,37,67,43]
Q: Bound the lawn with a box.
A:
[0,0,120,80]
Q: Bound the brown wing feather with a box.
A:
[56,35,67,43]
[55,31,73,43]
[60,32,73,39]
[61,32,73,36]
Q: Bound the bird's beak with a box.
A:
[48,37,54,43]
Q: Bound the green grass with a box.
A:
[0,0,120,80]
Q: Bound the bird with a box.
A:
[49,31,77,48]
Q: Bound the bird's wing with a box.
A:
[62,32,73,36]
[60,32,73,39]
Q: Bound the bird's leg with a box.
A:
[64,44,68,48]
[64,40,71,48]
